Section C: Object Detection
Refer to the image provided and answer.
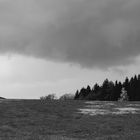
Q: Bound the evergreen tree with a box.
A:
[74,90,79,100]
[93,83,100,93]
[86,85,91,93]
[78,87,87,100]
[118,87,129,101]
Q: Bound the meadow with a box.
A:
[0,99,140,140]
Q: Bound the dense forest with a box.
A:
[74,75,140,101]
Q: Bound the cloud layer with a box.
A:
[1,0,140,68]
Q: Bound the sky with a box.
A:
[0,0,140,99]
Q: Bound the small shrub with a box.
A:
[40,94,56,101]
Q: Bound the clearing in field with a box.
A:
[79,101,140,116]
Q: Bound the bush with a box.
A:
[40,94,56,101]
[59,94,74,101]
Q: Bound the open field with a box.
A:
[0,99,140,140]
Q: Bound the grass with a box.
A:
[0,99,140,140]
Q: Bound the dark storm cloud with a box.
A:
[1,0,140,68]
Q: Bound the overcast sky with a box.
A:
[0,0,140,98]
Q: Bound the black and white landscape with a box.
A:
[0,0,140,139]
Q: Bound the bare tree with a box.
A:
[40,94,56,101]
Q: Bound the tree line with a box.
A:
[74,75,140,101]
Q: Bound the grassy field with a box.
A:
[0,99,140,140]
